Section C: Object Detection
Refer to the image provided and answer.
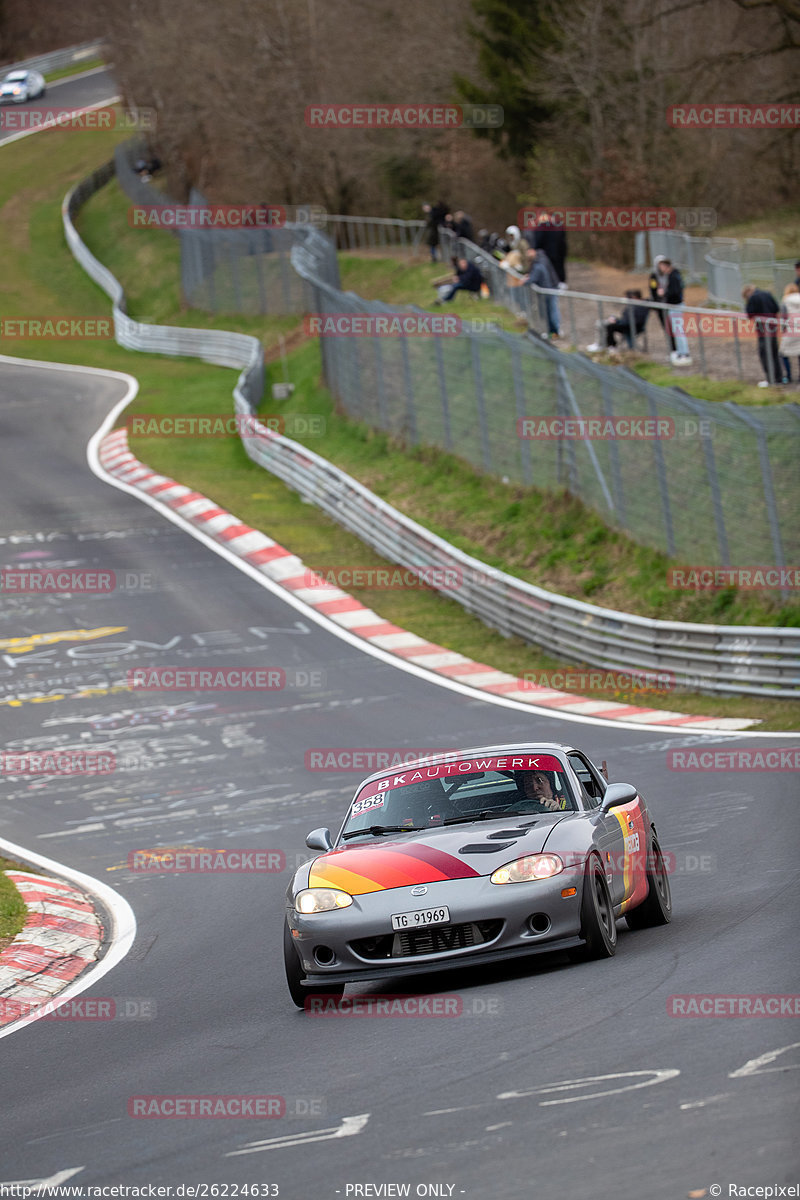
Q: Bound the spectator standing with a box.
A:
[778,282,800,383]
[653,258,691,365]
[743,284,782,386]
[532,211,568,288]
[452,210,474,242]
[499,225,528,273]
[648,255,670,344]
[524,246,561,337]
[422,200,448,262]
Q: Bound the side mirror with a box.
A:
[601,783,638,812]
[306,827,333,852]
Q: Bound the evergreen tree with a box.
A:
[454,0,560,161]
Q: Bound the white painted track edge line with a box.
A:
[0,96,121,148]
[86,392,795,738]
[0,836,137,1041]
[0,354,790,736]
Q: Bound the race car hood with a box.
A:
[307,817,569,894]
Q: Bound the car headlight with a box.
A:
[295,887,353,914]
[491,854,564,884]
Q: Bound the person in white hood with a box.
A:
[779,283,800,383]
[498,225,527,273]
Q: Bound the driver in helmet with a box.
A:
[517,769,570,812]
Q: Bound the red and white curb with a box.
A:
[97,427,755,731]
[0,870,104,1027]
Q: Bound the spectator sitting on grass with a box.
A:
[433,256,483,304]
[586,290,649,354]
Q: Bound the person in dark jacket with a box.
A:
[422,200,448,262]
[743,284,782,386]
[586,290,649,352]
[436,256,483,303]
[531,212,568,286]
[452,210,474,242]
[524,246,561,336]
[650,257,691,363]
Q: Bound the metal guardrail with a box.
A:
[323,215,425,252]
[110,149,800,570]
[1,40,105,76]
[62,160,800,697]
[438,227,787,384]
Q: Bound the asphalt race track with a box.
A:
[0,70,798,1199]
[0,68,120,147]
[1,352,798,1199]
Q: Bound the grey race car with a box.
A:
[283,743,672,1007]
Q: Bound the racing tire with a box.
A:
[625,837,672,929]
[568,857,618,961]
[283,922,345,1009]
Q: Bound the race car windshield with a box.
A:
[345,763,577,836]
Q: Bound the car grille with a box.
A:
[351,919,503,960]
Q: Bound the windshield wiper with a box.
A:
[442,809,517,826]
[341,824,423,840]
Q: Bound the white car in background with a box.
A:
[0,70,46,103]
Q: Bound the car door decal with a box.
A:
[610,800,649,910]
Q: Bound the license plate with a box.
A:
[391,906,450,931]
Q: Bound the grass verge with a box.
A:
[44,58,106,84]
[0,857,34,952]
[1,116,796,728]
